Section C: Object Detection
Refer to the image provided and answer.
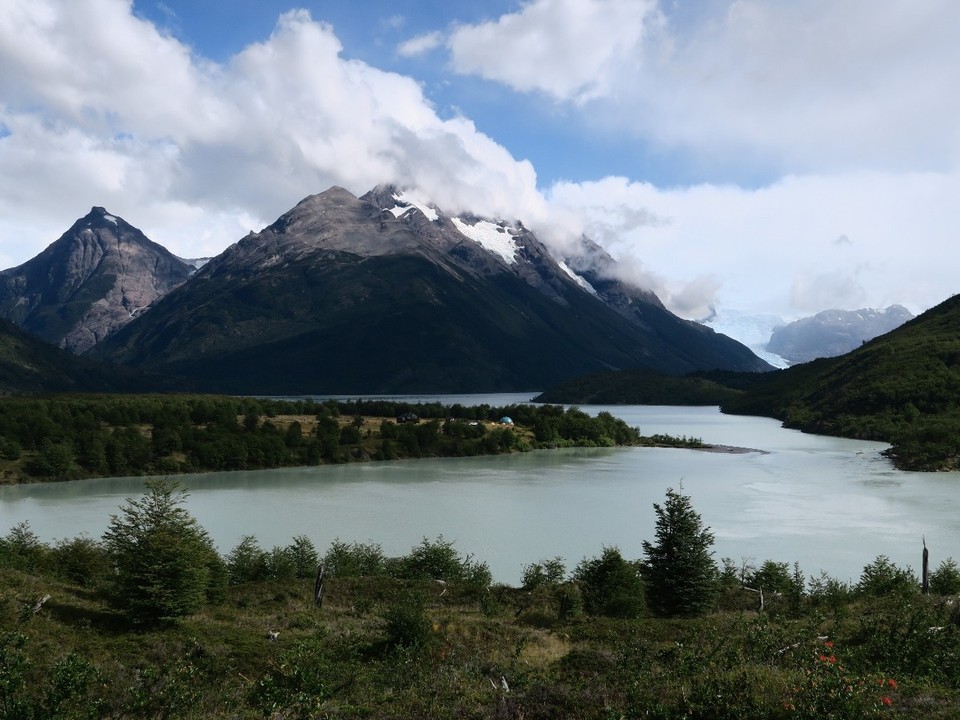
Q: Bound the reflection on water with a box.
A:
[2,402,958,586]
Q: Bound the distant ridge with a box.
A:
[767,305,914,363]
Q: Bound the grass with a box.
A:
[4,565,959,719]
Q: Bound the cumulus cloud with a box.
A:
[446,0,960,175]
[448,0,660,104]
[546,171,960,318]
[0,1,547,262]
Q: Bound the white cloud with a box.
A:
[2,0,958,325]
[0,1,547,263]
[448,0,659,104]
[546,171,960,319]
[446,0,960,174]
[397,31,443,57]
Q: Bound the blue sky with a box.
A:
[2,0,958,321]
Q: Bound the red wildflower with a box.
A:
[887,678,897,688]
[880,696,892,706]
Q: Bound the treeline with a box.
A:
[0,394,643,483]
[533,367,744,405]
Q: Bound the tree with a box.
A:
[642,487,718,617]
[573,547,644,617]
[102,479,226,625]
[857,555,918,597]
[930,557,960,595]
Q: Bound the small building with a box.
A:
[397,412,420,424]
[500,416,513,425]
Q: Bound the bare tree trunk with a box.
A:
[314,564,326,607]
[922,539,929,595]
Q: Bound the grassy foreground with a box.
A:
[4,550,960,719]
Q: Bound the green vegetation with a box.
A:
[722,294,960,470]
[1,484,955,718]
[533,367,745,405]
[0,394,711,484]
[101,480,227,626]
[642,487,719,617]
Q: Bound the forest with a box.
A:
[2,481,957,718]
[0,394,668,484]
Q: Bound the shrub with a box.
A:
[286,535,319,578]
[522,557,566,590]
[573,546,644,618]
[226,535,270,585]
[0,522,51,574]
[857,555,918,597]
[397,536,491,586]
[101,479,225,625]
[323,539,386,577]
[52,536,111,587]
[930,557,960,595]
[382,590,431,649]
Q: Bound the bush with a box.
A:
[101,479,226,625]
[226,535,270,585]
[286,535,319,578]
[522,557,566,590]
[323,539,386,577]
[857,555,918,597]
[52,536,111,587]
[573,546,644,618]
[0,522,51,573]
[382,590,431,649]
[397,536,491,586]
[930,557,960,595]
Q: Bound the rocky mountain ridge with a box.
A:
[0,207,193,353]
[90,185,769,393]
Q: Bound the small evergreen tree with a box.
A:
[930,557,960,595]
[102,479,225,625]
[642,487,718,617]
[856,555,918,597]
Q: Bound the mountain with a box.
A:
[722,294,960,470]
[0,207,194,353]
[93,186,769,394]
[766,305,914,363]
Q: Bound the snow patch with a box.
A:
[103,214,118,225]
[386,191,438,222]
[451,218,519,264]
[558,261,597,294]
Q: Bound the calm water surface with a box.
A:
[2,397,958,585]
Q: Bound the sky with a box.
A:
[1,0,958,322]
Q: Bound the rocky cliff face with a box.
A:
[0,208,193,353]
